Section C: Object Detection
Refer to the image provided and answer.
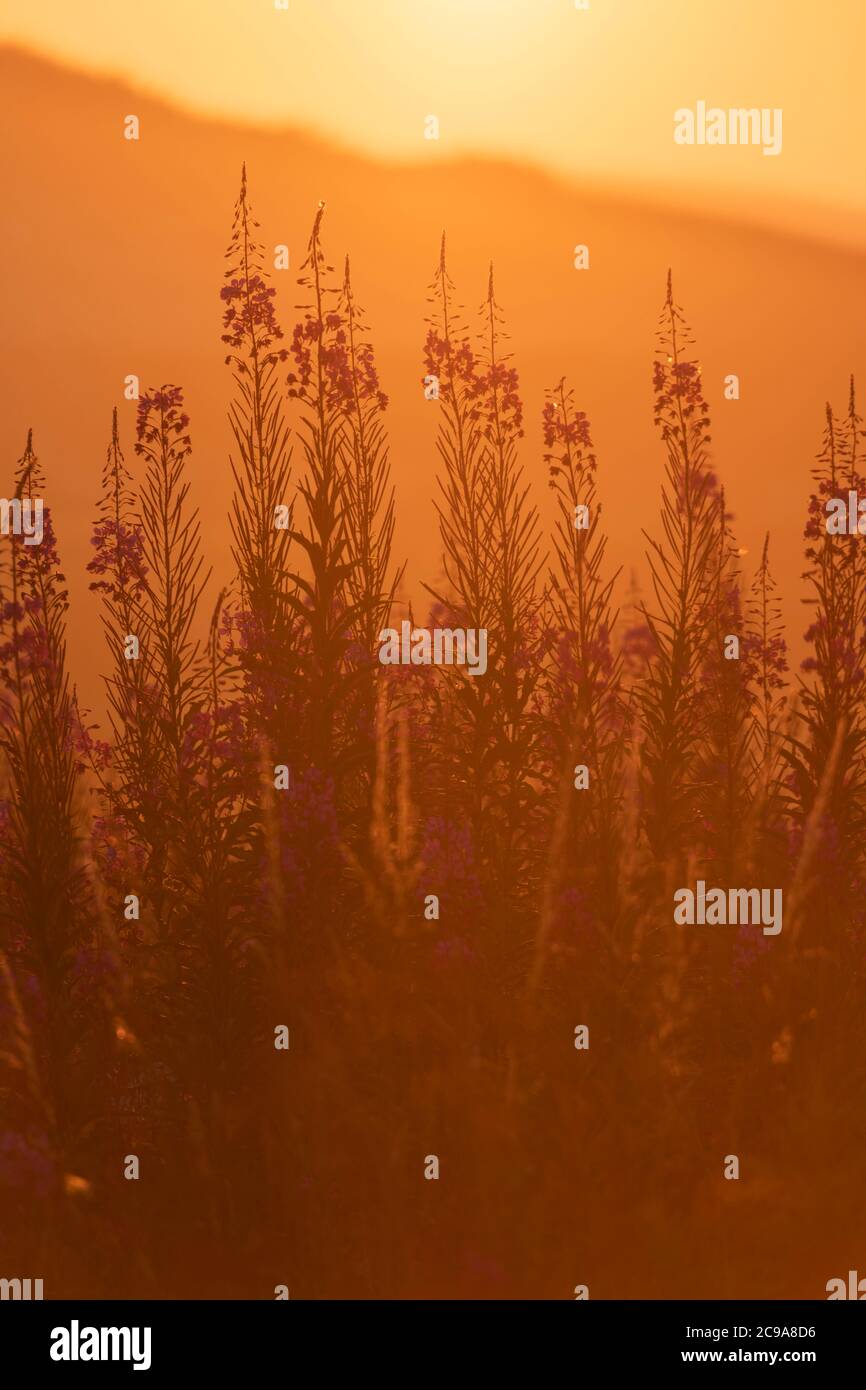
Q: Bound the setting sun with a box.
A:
[2,0,866,241]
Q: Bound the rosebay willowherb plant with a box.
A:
[423,233,489,632]
[0,436,108,1250]
[637,272,720,861]
[540,378,623,925]
[791,385,866,823]
[125,386,210,947]
[418,236,490,863]
[221,166,297,753]
[745,533,789,792]
[1,169,865,1300]
[285,205,366,782]
[784,383,866,948]
[337,254,402,662]
[87,409,149,822]
[742,533,790,878]
[423,248,544,947]
[692,489,754,882]
[333,254,404,833]
[472,265,545,914]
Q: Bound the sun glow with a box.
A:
[2,0,866,230]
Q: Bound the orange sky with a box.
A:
[3,0,866,244]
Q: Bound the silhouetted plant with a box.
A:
[285,205,363,779]
[540,377,622,928]
[86,409,148,819]
[423,247,543,936]
[693,490,754,880]
[130,385,210,943]
[334,255,404,827]
[743,533,789,874]
[221,166,297,750]
[0,435,101,1205]
[784,382,866,947]
[637,272,719,859]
